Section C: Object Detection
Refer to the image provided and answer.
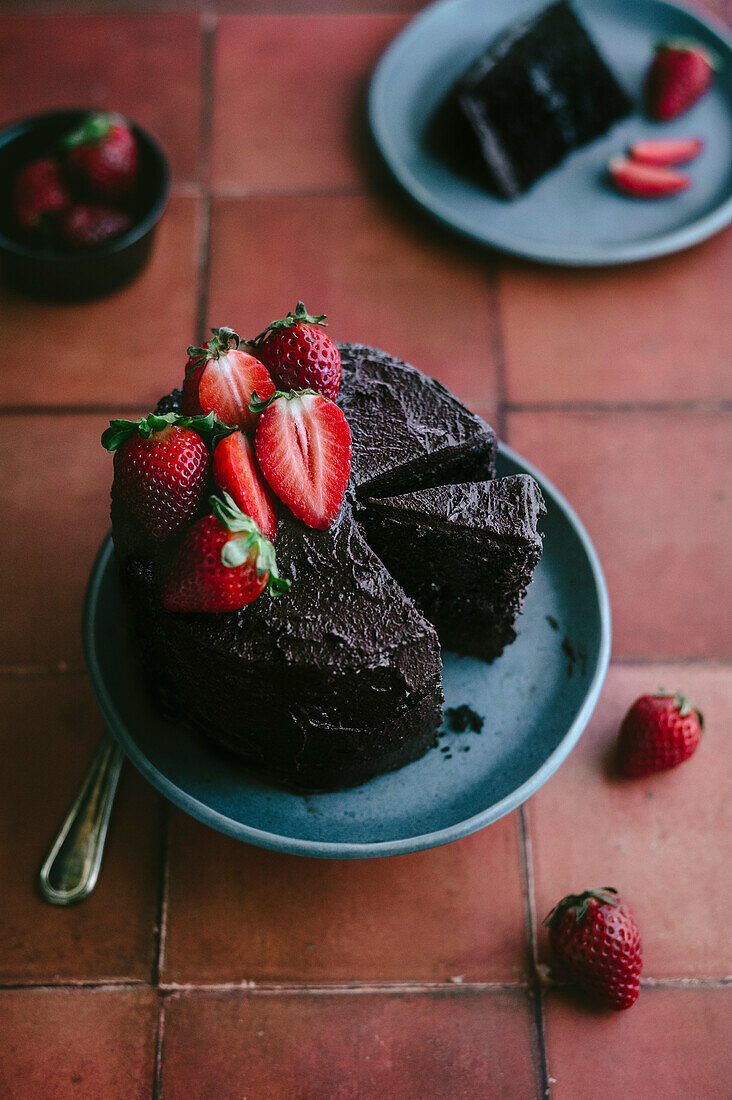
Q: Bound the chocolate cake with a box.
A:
[360,475,546,662]
[337,344,496,494]
[438,0,631,198]
[111,344,544,790]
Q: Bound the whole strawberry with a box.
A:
[13,158,69,232]
[102,412,219,541]
[544,888,642,1010]
[60,203,133,248]
[251,301,342,400]
[646,41,716,121]
[616,690,703,778]
[64,112,139,201]
[161,492,290,613]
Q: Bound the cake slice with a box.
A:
[338,343,496,497]
[446,0,631,198]
[360,475,546,661]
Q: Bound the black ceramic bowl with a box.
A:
[0,109,170,302]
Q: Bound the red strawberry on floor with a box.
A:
[213,430,278,543]
[616,690,703,778]
[608,156,690,197]
[161,492,289,613]
[183,327,275,432]
[13,158,69,232]
[629,137,703,166]
[64,112,140,201]
[60,203,133,248]
[544,888,642,1011]
[252,390,352,530]
[251,301,342,400]
[646,41,716,121]
[102,412,217,540]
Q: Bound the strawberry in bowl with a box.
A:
[0,109,169,300]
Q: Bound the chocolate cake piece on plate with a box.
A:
[338,343,496,496]
[446,0,631,198]
[360,475,546,661]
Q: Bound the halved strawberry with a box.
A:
[102,412,220,540]
[252,390,352,530]
[608,156,690,198]
[161,493,289,614]
[629,137,703,166]
[182,327,275,432]
[213,430,278,543]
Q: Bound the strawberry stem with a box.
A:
[654,687,703,727]
[102,411,232,452]
[249,388,318,414]
[544,888,620,928]
[212,493,290,594]
[63,111,118,149]
[186,326,240,368]
[251,301,327,346]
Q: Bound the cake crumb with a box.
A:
[445,705,484,733]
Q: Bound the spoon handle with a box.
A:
[39,732,124,906]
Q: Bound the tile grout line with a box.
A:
[152,801,171,989]
[193,10,217,345]
[517,806,551,1100]
[2,976,729,994]
[152,994,167,1100]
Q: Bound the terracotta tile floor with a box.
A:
[1,4,730,1098]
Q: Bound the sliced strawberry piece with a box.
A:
[608,156,691,198]
[253,390,352,530]
[182,327,275,432]
[213,431,278,542]
[630,137,703,166]
[161,493,289,614]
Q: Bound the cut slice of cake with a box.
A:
[446,0,632,198]
[360,475,546,662]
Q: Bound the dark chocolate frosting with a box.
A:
[337,343,496,496]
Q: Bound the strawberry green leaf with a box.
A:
[186,326,240,372]
[544,888,620,928]
[212,493,291,594]
[102,411,232,452]
[248,388,318,414]
[251,301,327,346]
[63,111,118,149]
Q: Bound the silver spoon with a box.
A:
[38,731,124,906]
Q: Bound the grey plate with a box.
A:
[368,0,732,265]
[83,446,611,859]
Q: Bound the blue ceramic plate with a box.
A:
[368,0,732,265]
[83,446,611,859]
